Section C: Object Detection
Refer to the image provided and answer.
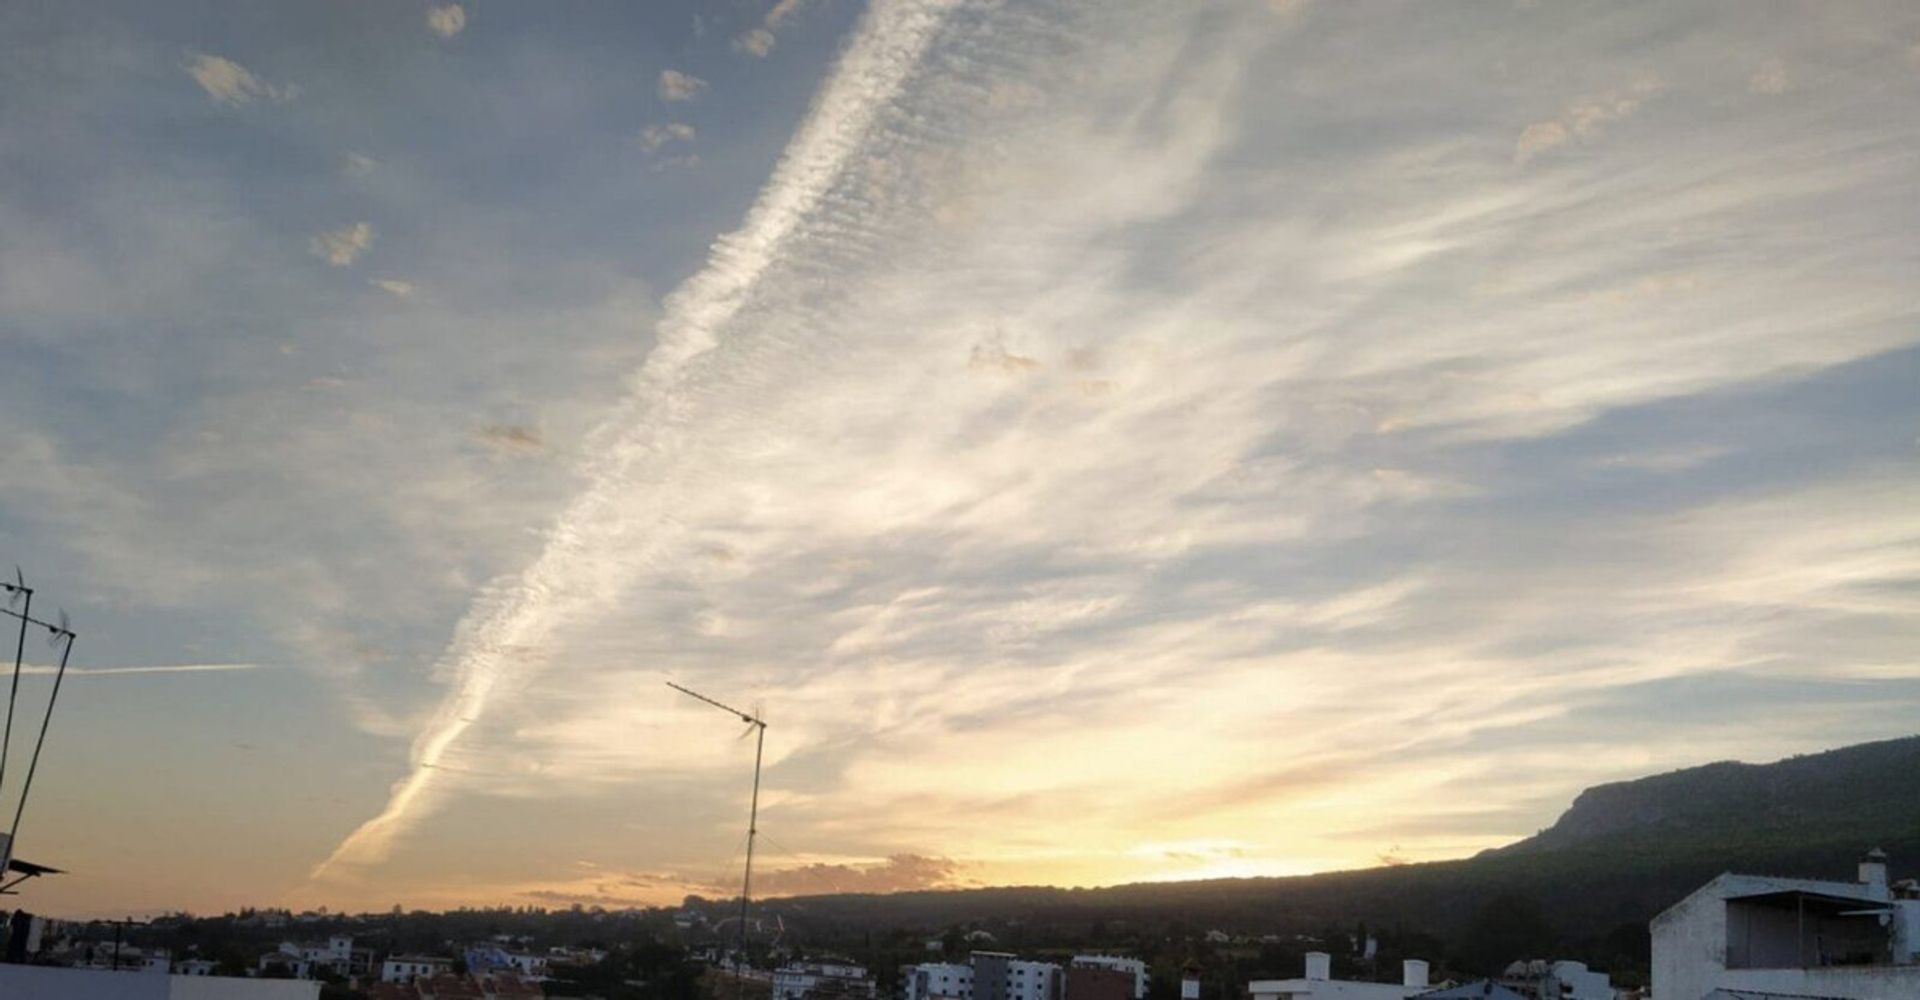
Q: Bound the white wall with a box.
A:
[906,962,974,1000]
[0,964,320,999]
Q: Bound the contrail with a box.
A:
[311,0,957,880]
[22,662,268,676]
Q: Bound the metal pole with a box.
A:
[738,721,766,1000]
[0,584,31,794]
[664,682,768,1000]
[8,632,72,844]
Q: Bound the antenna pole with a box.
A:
[0,579,31,795]
[665,681,768,1000]
[9,628,74,844]
[739,720,765,998]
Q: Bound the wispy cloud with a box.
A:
[1749,58,1791,94]
[475,424,544,455]
[11,0,1920,914]
[310,0,963,879]
[1515,77,1663,164]
[309,222,374,267]
[735,0,810,58]
[183,53,295,107]
[657,69,708,103]
[427,4,468,39]
[21,662,268,677]
[638,123,697,153]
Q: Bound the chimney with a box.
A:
[1303,953,1331,982]
[1860,847,1890,900]
[1401,960,1429,989]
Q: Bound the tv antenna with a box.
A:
[667,680,766,998]
[0,569,76,894]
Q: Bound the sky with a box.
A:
[1,0,1918,919]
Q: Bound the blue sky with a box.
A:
[2,0,1918,917]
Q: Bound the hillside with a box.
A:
[759,735,1920,962]
[1490,733,1920,856]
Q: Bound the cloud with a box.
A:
[735,0,808,58]
[750,854,968,896]
[310,0,961,879]
[342,152,378,176]
[369,278,415,298]
[427,5,468,39]
[309,223,374,267]
[1513,121,1570,163]
[183,53,294,107]
[658,69,708,103]
[21,662,268,677]
[475,424,545,454]
[1748,59,1790,95]
[1515,77,1663,164]
[18,0,1920,914]
[638,122,697,153]
[968,335,1040,375]
[737,29,777,58]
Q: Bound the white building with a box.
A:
[381,954,454,983]
[256,951,311,980]
[773,960,878,1000]
[904,961,974,1000]
[1071,956,1148,1000]
[904,954,1065,1000]
[974,952,1064,1000]
[1651,848,1920,1000]
[1247,953,1432,1000]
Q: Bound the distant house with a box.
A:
[773,959,877,1000]
[383,954,455,984]
[1651,848,1920,1000]
[259,950,313,980]
[1247,954,1433,1000]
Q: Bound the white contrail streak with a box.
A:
[21,662,268,676]
[310,0,957,880]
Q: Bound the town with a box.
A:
[2,848,1914,1000]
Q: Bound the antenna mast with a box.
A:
[667,680,767,1000]
[0,571,77,893]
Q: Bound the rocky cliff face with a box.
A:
[1489,734,1920,855]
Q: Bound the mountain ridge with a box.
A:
[758,734,1920,948]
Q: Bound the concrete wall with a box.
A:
[0,964,319,999]
[1715,964,1920,999]
[974,953,1010,1000]
[1652,877,1730,1000]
